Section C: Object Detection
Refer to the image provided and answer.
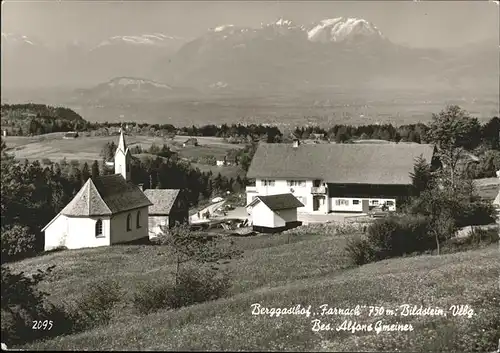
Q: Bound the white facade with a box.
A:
[247,202,298,228]
[44,207,149,251]
[110,207,150,244]
[44,214,111,251]
[148,215,169,239]
[329,197,396,212]
[246,178,397,214]
[246,179,319,212]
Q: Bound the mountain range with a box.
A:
[1,17,499,98]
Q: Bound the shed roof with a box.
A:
[247,193,304,211]
[247,143,435,185]
[143,189,181,215]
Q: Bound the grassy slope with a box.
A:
[9,232,499,351]
[3,134,243,165]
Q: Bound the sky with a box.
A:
[1,0,499,48]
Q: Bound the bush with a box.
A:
[133,267,231,315]
[1,265,72,345]
[345,215,434,265]
[133,281,171,315]
[345,236,375,265]
[1,269,122,347]
[74,279,122,325]
[456,201,496,227]
[168,267,231,309]
[1,225,37,263]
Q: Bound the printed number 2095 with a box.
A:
[32,320,53,330]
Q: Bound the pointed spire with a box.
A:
[117,127,127,153]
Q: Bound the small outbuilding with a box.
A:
[143,189,188,238]
[246,193,303,233]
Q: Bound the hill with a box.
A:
[7,228,499,351]
[0,104,89,136]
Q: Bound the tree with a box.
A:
[99,141,116,162]
[156,224,242,285]
[409,156,434,196]
[481,116,500,150]
[426,106,482,189]
[81,162,91,184]
[335,126,350,143]
[91,160,100,179]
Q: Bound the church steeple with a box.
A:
[114,127,131,181]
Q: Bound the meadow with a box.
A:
[7,224,499,351]
[3,133,244,176]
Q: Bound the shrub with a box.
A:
[1,225,37,264]
[133,267,231,315]
[133,281,171,315]
[345,215,434,265]
[0,265,74,345]
[1,270,123,347]
[74,279,122,324]
[167,267,231,309]
[456,201,496,227]
[344,236,375,265]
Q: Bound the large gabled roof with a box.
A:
[247,142,435,185]
[60,174,152,217]
[143,189,181,215]
[247,193,304,211]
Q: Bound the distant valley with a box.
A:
[1,17,498,125]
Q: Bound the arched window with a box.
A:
[126,213,132,231]
[95,219,103,237]
[136,211,141,228]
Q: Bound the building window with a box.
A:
[371,200,379,205]
[136,211,141,228]
[353,200,360,205]
[287,180,305,187]
[386,201,394,206]
[95,219,103,237]
[261,179,275,186]
[335,199,349,206]
[127,214,132,231]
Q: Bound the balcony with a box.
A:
[311,186,327,194]
[246,186,257,193]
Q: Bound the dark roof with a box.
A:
[61,174,153,216]
[247,143,435,185]
[248,193,304,211]
[143,189,181,215]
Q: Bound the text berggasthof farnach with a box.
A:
[250,303,475,334]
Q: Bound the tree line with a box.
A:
[292,116,499,149]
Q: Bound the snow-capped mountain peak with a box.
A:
[261,17,304,30]
[213,25,234,33]
[307,17,385,43]
[1,32,38,46]
[91,33,183,50]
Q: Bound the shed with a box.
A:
[183,138,198,147]
[143,189,188,238]
[246,193,303,233]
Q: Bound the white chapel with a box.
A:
[43,131,153,250]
